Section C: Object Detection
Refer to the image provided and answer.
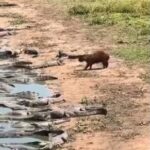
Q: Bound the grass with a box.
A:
[46,0,150,65]
[68,0,150,35]
[114,46,150,64]
[9,15,28,25]
[0,13,28,25]
[80,96,106,106]
[0,13,22,18]
[47,0,150,65]
[73,116,106,133]
[66,0,150,65]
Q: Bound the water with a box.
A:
[0,107,12,115]
[0,123,14,132]
[0,67,52,149]
[11,83,52,98]
[0,147,10,150]
[0,137,42,144]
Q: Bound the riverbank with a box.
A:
[0,0,150,150]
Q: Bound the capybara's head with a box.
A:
[6,51,12,56]
[78,56,85,62]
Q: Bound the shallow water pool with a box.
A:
[0,137,42,144]
[11,83,52,98]
[0,107,12,115]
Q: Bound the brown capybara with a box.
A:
[78,51,110,70]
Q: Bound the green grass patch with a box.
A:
[47,0,150,65]
[67,0,150,65]
[0,13,22,18]
[114,46,150,64]
[68,0,150,15]
[69,4,90,15]
[68,0,150,36]
[9,15,27,25]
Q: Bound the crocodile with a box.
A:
[36,75,58,81]
[13,61,32,69]
[22,47,38,57]
[9,91,39,100]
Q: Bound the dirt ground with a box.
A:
[0,0,150,149]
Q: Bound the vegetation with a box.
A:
[114,46,150,64]
[66,0,150,64]
[9,15,27,25]
[0,13,23,18]
[68,0,150,34]
[73,116,106,133]
[48,0,150,66]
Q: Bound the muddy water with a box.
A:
[0,147,10,150]
[0,66,51,149]
[0,122,13,132]
[11,83,52,98]
[0,107,12,115]
[0,137,42,144]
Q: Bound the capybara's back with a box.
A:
[78,51,110,70]
[86,51,109,63]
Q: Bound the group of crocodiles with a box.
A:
[0,4,107,148]
[0,46,107,149]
